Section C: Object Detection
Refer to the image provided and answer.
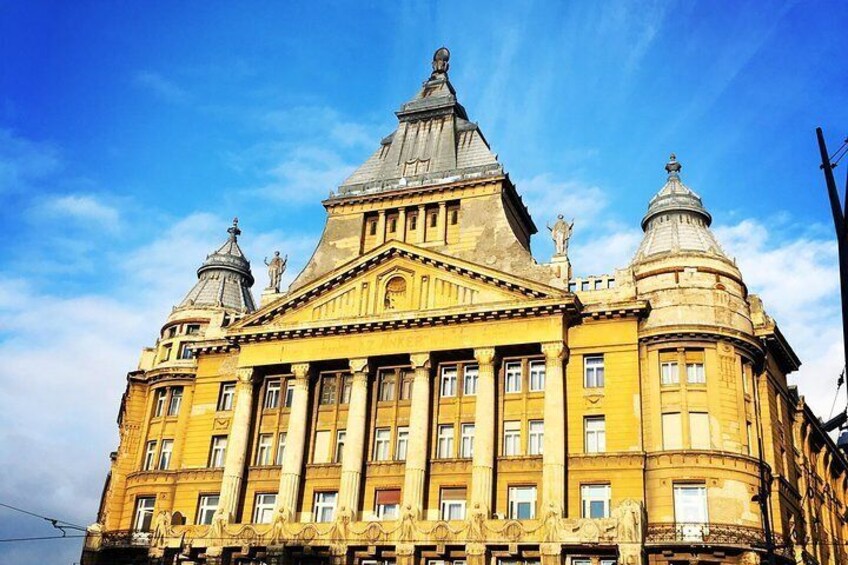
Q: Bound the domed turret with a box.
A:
[179,218,256,313]
[633,154,727,262]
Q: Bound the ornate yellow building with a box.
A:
[83,48,848,565]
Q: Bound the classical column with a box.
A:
[218,367,256,522]
[376,210,387,246]
[276,363,310,520]
[416,205,426,243]
[541,341,567,516]
[397,208,407,242]
[437,202,447,244]
[471,347,497,516]
[402,352,432,518]
[338,358,370,519]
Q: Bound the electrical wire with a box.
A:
[0,535,86,543]
[0,501,88,539]
[828,368,845,419]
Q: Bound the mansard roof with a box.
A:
[335,47,502,198]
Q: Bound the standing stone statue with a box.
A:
[264,251,287,292]
[547,214,574,257]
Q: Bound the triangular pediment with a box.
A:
[235,242,567,331]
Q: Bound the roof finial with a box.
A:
[665,153,682,179]
[430,47,450,79]
[227,217,241,241]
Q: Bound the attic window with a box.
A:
[388,218,397,233]
[409,214,417,230]
[450,209,458,225]
[369,220,377,236]
[429,213,438,228]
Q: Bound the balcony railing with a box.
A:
[100,529,152,548]
[646,522,766,547]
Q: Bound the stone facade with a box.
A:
[83,49,848,565]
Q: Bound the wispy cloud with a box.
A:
[37,194,121,232]
[133,70,190,103]
[0,128,62,194]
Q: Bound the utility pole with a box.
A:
[816,127,848,386]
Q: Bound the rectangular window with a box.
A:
[400,372,413,400]
[143,440,157,470]
[528,420,544,455]
[167,387,183,416]
[440,487,466,520]
[157,439,173,470]
[320,377,337,405]
[276,432,287,465]
[335,430,346,463]
[256,433,273,466]
[167,326,177,338]
[396,427,409,461]
[153,389,167,417]
[463,364,479,396]
[284,381,295,407]
[529,360,545,391]
[218,383,235,411]
[264,379,281,409]
[313,430,332,464]
[133,497,156,531]
[686,362,705,384]
[160,343,172,362]
[341,376,352,403]
[508,486,537,519]
[504,421,521,456]
[689,412,710,449]
[209,436,227,468]
[185,324,201,335]
[747,422,754,456]
[430,212,438,228]
[374,428,391,461]
[409,214,417,231]
[660,359,679,386]
[197,494,219,525]
[662,413,683,450]
[581,484,610,519]
[440,366,457,397]
[584,416,606,453]
[379,371,396,402]
[673,484,708,540]
[584,355,605,388]
[374,489,401,520]
[314,491,337,523]
[460,424,475,458]
[437,424,454,458]
[505,361,522,393]
[178,343,194,360]
[253,493,277,524]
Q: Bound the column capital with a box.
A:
[409,352,431,370]
[236,367,256,385]
[349,357,369,375]
[473,347,496,366]
[541,341,567,362]
[291,363,310,380]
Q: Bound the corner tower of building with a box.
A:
[292,48,557,290]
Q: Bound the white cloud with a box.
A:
[520,173,609,225]
[133,71,190,103]
[37,194,121,231]
[0,128,62,194]
[715,218,843,416]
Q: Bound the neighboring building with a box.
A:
[82,48,848,565]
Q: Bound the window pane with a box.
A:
[662,413,683,450]
[529,360,545,391]
[505,362,522,393]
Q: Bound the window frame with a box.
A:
[440,488,467,520]
[583,355,605,388]
[504,361,522,393]
[373,427,391,461]
[157,439,173,470]
[503,420,521,456]
[133,496,156,531]
[437,424,455,459]
[396,427,409,461]
[460,423,475,458]
[313,491,338,523]
[209,435,227,468]
[528,420,544,455]
[584,416,606,454]
[440,366,457,397]
[217,382,236,411]
[276,432,287,465]
[153,388,167,418]
[167,387,183,416]
[197,494,220,525]
[264,379,281,409]
[253,493,277,524]
[463,364,479,396]
[580,484,611,519]
[508,485,537,519]
[255,433,273,466]
[529,360,546,392]
[143,440,157,471]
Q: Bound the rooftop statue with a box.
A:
[430,47,450,78]
[264,251,288,292]
[547,214,574,257]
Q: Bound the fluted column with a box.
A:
[471,347,496,516]
[219,367,256,522]
[541,341,567,516]
[276,363,310,520]
[402,352,432,518]
[338,357,370,519]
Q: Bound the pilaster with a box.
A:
[218,367,256,521]
[403,352,432,518]
[417,205,426,244]
[471,347,496,516]
[376,211,387,246]
[541,341,567,516]
[276,363,311,520]
[339,357,370,518]
[437,201,447,244]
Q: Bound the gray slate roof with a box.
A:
[179,219,256,313]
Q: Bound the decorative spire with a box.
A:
[665,153,682,178]
[227,217,241,241]
[430,46,450,79]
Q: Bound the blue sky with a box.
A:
[1,1,847,562]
